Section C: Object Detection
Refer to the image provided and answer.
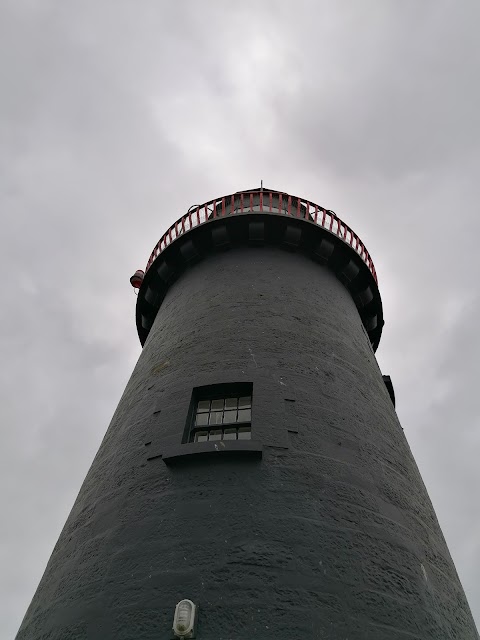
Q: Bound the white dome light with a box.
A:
[172,599,197,638]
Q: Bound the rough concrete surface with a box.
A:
[17,245,478,639]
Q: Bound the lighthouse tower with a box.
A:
[17,188,478,639]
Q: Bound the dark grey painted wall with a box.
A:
[17,247,478,639]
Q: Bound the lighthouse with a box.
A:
[17,188,478,639]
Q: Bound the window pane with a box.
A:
[211,399,224,411]
[237,408,251,422]
[197,400,210,413]
[194,431,208,442]
[223,428,237,440]
[224,397,238,410]
[223,410,237,424]
[237,426,251,440]
[238,396,251,409]
[209,411,223,425]
[208,429,222,441]
[195,413,209,426]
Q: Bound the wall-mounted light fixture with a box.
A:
[172,599,197,638]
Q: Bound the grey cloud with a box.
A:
[272,2,480,180]
[1,1,479,637]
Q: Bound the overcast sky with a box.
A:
[1,0,479,637]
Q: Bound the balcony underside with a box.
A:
[136,212,383,350]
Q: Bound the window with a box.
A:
[190,394,252,443]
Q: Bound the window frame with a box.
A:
[184,382,253,445]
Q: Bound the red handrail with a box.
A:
[145,189,377,284]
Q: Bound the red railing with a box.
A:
[145,189,377,283]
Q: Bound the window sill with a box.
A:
[162,439,263,465]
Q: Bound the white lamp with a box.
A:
[172,599,197,639]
